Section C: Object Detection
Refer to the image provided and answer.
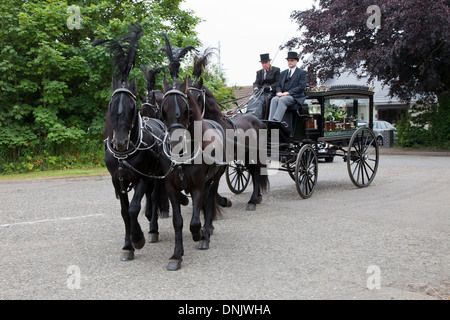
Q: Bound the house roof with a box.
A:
[234,86,253,101]
[322,71,416,104]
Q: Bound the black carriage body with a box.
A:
[227,85,379,198]
[264,85,375,159]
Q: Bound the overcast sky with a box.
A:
[180,0,315,86]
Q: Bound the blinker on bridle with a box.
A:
[163,89,191,129]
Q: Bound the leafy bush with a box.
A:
[397,96,450,149]
[0,0,202,174]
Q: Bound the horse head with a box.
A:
[141,90,164,119]
[140,66,164,119]
[188,77,207,115]
[108,77,139,152]
[161,76,201,131]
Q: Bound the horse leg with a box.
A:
[128,179,147,250]
[246,165,269,211]
[190,187,203,242]
[199,176,221,250]
[113,180,134,261]
[216,192,232,208]
[246,165,260,211]
[166,184,184,271]
[145,180,159,243]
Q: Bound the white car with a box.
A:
[372,120,397,147]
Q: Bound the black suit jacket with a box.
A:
[253,66,280,93]
[277,67,307,105]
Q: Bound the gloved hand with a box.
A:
[263,86,271,93]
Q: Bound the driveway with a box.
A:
[0,149,449,300]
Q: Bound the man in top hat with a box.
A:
[268,51,307,123]
[246,53,280,119]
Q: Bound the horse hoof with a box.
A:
[180,194,189,206]
[246,203,256,211]
[198,240,209,250]
[226,199,233,207]
[148,233,159,243]
[190,224,201,242]
[120,250,134,261]
[167,259,182,271]
[132,236,146,250]
[160,211,169,219]
[192,232,201,242]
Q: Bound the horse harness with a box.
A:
[161,88,228,191]
[105,87,175,194]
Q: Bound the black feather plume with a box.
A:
[160,32,196,82]
[140,66,164,92]
[93,23,143,83]
[193,47,217,80]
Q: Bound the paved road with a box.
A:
[0,150,449,300]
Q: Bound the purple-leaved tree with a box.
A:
[285,0,450,104]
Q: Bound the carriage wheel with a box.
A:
[226,162,250,194]
[347,127,379,188]
[295,145,318,199]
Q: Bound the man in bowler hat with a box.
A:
[246,53,280,119]
[268,51,307,123]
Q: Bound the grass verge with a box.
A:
[0,167,109,182]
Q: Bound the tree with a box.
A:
[285,0,450,148]
[0,0,201,173]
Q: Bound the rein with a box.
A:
[188,86,206,117]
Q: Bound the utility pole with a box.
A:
[218,41,222,75]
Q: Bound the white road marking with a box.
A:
[0,214,104,228]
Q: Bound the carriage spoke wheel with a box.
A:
[295,145,318,199]
[347,127,379,188]
[226,162,250,194]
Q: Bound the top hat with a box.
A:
[259,53,271,62]
[286,51,299,61]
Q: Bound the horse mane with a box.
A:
[160,33,197,82]
[140,66,164,92]
[92,23,143,82]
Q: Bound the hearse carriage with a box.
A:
[226,84,380,199]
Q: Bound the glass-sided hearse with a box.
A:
[226,85,380,199]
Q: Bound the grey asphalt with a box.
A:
[0,149,449,300]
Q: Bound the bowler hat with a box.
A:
[286,51,299,61]
[259,53,271,62]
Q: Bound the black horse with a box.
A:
[95,24,168,261]
[140,66,165,119]
[189,77,270,211]
[104,77,170,260]
[160,77,227,271]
